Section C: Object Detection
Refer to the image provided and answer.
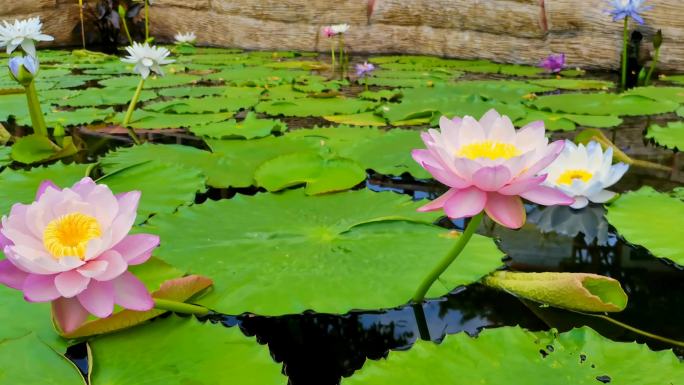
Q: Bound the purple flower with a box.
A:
[607,0,652,24]
[539,53,565,73]
[355,61,375,77]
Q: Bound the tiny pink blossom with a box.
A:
[412,109,574,229]
[539,53,566,73]
[0,178,159,333]
[322,26,335,38]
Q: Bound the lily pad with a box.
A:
[527,79,614,90]
[143,94,260,114]
[624,86,684,103]
[529,93,679,116]
[323,112,387,126]
[344,326,684,385]
[256,97,376,117]
[606,187,684,266]
[190,112,287,139]
[55,87,157,107]
[646,121,684,150]
[145,190,504,315]
[89,316,285,385]
[99,74,201,89]
[254,152,366,194]
[115,110,233,129]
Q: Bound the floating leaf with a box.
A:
[323,112,387,126]
[527,79,614,90]
[189,112,287,139]
[344,326,684,385]
[606,187,684,266]
[99,74,201,89]
[646,121,684,150]
[11,134,62,164]
[55,87,157,107]
[530,93,679,116]
[254,152,366,194]
[257,97,376,117]
[89,316,284,385]
[483,271,628,312]
[146,190,504,315]
[115,110,233,129]
[624,86,684,103]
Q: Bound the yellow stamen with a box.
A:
[43,213,102,260]
[556,169,593,185]
[457,141,521,160]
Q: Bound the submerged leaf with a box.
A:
[483,271,628,312]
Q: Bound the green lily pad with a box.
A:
[0,333,85,384]
[516,109,623,131]
[527,79,614,90]
[115,110,233,129]
[344,326,684,385]
[606,187,684,266]
[256,97,376,117]
[189,112,287,139]
[89,316,284,385]
[624,86,684,103]
[54,87,157,107]
[99,74,201,89]
[11,134,62,164]
[646,121,684,150]
[145,190,504,315]
[143,94,260,114]
[529,93,679,116]
[323,112,387,126]
[254,152,366,194]
[16,107,116,128]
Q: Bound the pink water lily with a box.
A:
[0,177,159,333]
[412,109,574,229]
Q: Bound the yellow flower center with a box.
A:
[43,213,102,260]
[457,141,521,160]
[556,169,593,185]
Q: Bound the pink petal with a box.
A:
[77,280,114,318]
[109,191,141,246]
[0,226,11,249]
[485,193,526,229]
[520,185,574,206]
[413,150,470,188]
[22,274,61,302]
[90,250,128,281]
[478,109,500,131]
[417,189,458,212]
[52,297,90,333]
[0,259,28,290]
[472,166,511,192]
[112,234,159,265]
[70,177,98,198]
[54,270,90,298]
[499,175,547,195]
[518,140,565,179]
[443,186,487,219]
[35,180,60,200]
[76,260,109,278]
[112,272,154,311]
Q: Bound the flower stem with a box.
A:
[122,78,145,145]
[25,81,48,137]
[412,212,484,303]
[339,35,345,78]
[587,313,684,348]
[118,6,133,45]
[145,0,150,41]
[621,18,629,90]
[153,299,210,316]
[78,0,86,49]
[644,46,661,86]
[330,43,336,75]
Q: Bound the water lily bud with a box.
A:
[483,271,628,312]
[8,55,38,86]
[653,29,663,49]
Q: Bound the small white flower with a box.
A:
[121,42,174,79]
[542,140,629,209]
[0,17,54,57]
[331,24,350,34]
[174,32,197,44]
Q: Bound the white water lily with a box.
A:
[174,32,197,44]
[0,17,54,57]
[331,24,350,34]
[542,140,629,209]
[121,42,174,79]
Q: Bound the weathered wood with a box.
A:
[1,0,683,70]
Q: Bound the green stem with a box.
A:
[621,18,629,90]
[120,11,133,45]
[78,0,86,49]
[412,212,484,303]
[365,78,369,91]
[644,46,661,86]
[588,314,684,348]
[144,1,149,41]
[25,81,48,137]
[153,299,210,316]
[331,42,336,75]
[122,78,145,145]
[339,35,345,78]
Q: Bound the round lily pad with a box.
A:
[89,316,285,385]
[145,190,504,315]
[344,326,684,385]
[0,333,84,384]
[606,187,684,266]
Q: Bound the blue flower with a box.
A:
[607,0,652,24]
